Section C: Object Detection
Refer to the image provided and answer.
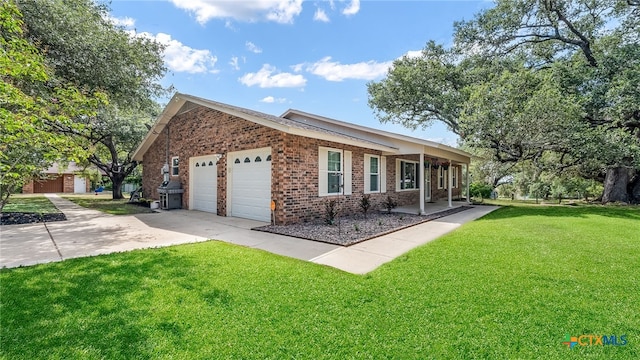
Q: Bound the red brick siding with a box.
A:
[63,174,74,193]
[141,105,463,224]
[142,107,283,216]
[22,181,34,194]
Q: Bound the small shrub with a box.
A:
[382,195,397,214]
[470,182,493,199]
[359,194,372,219]
[354,223,360,232]
[324,199,340,225]
[378,219,384,226]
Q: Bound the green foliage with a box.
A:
[14,0,168,200]
[368,0,640,203]
[469,182,493,199]
[1,205,639,358]
[0,1,103,210]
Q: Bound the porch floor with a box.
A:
[392,199,470,216]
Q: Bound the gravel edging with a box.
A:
[253,206,473,246]
[0,212,67,226]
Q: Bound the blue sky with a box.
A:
[109,0,492,146]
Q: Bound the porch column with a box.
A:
[466,163,471,204]
[419,152,425,215]
[448,160,453,207]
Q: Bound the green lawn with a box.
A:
[2,194,60,214]
[62,194,155,215]
[1,205,638,359]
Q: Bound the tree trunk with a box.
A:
[602,167,631,204]
[110,173,125,200]
[630,173,640,204]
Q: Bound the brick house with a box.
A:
[22,162,92,194]
[132,93,471,225]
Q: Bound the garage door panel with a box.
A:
[230,149,271,222]
[191,156,218,213]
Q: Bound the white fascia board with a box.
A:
[287,128,398,153]
[283,109,471,158]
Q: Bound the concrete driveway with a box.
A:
[0,195,498,273]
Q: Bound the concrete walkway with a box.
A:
[0,194,498,273]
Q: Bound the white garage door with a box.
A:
[190,155,218,213]
[230,148,272,222]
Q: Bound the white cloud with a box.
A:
[135,32,218,74]
[239,64,306,88]
[404,50,423,59]
[246,41,263,53]
[342,0,360,16]
[229,56,240,70]
[260,96,287,103]
[305,56,391,81]
[170,0,303,24]
[314,8,330,22]
[108,16,136,29]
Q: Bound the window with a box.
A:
[327,151,341,194]
[398,160,419,190]
[319,147,352,196]
[364,155,386,194]
[171,157,179,176]
[438,166,446,189]
[369,156,379,192]
[452,166,458,188]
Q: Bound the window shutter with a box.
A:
[364,155,371,193]
[318,148,328,196]
[343,150,352,195]
[380,156,387,193]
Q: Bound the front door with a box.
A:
[424,165,431,202]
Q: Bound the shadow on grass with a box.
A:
[0,248,198,359]
[473,203,640,221]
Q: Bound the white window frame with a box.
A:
[365,155,379,194]
[319,147,352,196]
[396,159,419,192]
[438,166,446,189]
[171,156,179,177]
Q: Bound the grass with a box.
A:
[62,194,155,215]
[1,204,639,359]
[2,194,60,214]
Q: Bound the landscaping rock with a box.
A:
[254,206,472,246]
[0,212,67,226]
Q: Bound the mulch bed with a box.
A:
[254,206,473,246]
[0,212,67,226]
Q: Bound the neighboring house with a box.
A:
[22,162,93,194]
[132,93,471,225]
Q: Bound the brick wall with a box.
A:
[63,174,74,193]
[142,107,283,215]
[141,105,463,225]
[22,181,34,194]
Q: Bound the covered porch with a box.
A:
[388,141,472,215]
[392,199,470,216]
